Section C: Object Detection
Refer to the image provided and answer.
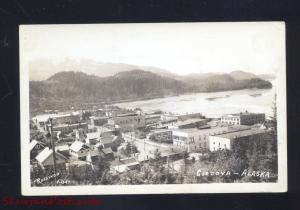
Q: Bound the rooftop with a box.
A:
[172,118,206,126]
[111,157,139,167]
[102,147,113,154]
[69,141,89,152]
[213,128,269,139]
[35,147,66,163]
[150,129,172,134]
[86,132,100,140]
[116,113,139,117]
[222,111,265,117]
[100,135,118,144]
[29,140,45,151]
[89,116,108,120]
[32,112,80,122]
[172,125,250,135]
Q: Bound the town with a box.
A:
[29,105,277,186]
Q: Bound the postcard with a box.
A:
[20,22,287,195]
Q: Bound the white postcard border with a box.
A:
[20,22,287,195]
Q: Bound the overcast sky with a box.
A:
[20,22,285,77]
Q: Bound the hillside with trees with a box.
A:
[30,70,272,114]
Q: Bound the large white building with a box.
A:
[209,128,271,151]
[172,126,230,151]
[221,111,265,125]
[172,125,250,151]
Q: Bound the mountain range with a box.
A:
[29,68,272,115]
[29,59,275,81]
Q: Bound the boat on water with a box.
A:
[249,93,262,97]
[205,96,223,101]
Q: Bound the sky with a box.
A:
[20,22,285,78]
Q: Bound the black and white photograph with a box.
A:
[20,22,287,195]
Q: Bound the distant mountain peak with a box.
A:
[229,70,258,80]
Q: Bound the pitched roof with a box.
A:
[69,141,89,152]
[35,147,66,163]
[29,140,45,151]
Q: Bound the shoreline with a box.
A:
[111,86,273,105]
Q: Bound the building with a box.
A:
[30,140,45,160]
[221,111,265,125]
[69,141,91,161]
[110,157,140,173]
[145,114,162,125]
[161,113,204,122]
[85,131,101,146]
[35,147,67,168]
[32,112,81,131]
[146,129,173,144]
[100,148,115,160]
[172,125,249,151]
[51,122,88,134]
[177,113,204,121]
[108,112,146,132]
[208,128,272,151]
[99,135,123,149]
[168,118,209,130]
[89,116,108,126]
[51,112,81,125]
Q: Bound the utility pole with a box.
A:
[49,118,57,185]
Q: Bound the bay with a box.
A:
[114,81,276,119]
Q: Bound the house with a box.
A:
[35,147,67,169]
[100,148,115,160]
[99,135,123,149]
[87,125,98,133]
[208,128,272,151]
[146,129,173,143]
[221,111,265,125]
[30,140,45,160]
[69,141,91,161]
[110,157,140,173]
[85,131,101,146]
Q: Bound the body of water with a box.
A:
[114,81,276,118]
